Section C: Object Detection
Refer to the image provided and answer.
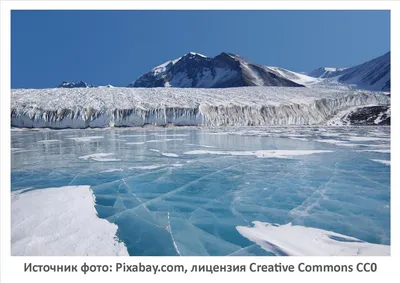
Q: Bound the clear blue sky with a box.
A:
[11,10,390,88]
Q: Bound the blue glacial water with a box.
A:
[11,126,390,256]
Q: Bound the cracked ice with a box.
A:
[11,126,390,256]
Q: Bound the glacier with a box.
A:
[11,87,390,129]
[11,126,390,256]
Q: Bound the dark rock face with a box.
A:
[130,52,304,88]
[347,106,390,125]
[58,81,93,88]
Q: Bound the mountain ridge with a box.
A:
[55,51,390,92]
[308,52,390,91]
[129,52,305,88]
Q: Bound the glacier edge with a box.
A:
[11,87,390,128]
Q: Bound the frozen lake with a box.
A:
[11,126,390,256]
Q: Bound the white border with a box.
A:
[1,1,398,283]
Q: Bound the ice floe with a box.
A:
[79,153,120,162]
[236,221,389,256]
[129,165,165,170]
[67,136,104,142]
[11,186,128,256]
[314,139,346,145]
[149,149,179,157]
[101,168,124,173]
[371,159,390,166]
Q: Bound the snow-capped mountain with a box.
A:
[129,52,304,88]
[58,81,93,88]
[308,52,390,92]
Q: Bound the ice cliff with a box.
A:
[11,87,390,128]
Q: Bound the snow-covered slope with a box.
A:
[130,51,390,91]
[268,66,321,86]
[130,52,304,88]
[309,52,390,92]
[337,52,390,91]
[308,67,345,79]
[11,87,389,128]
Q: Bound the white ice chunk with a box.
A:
[236,221,389,256]
[11,186,128,256]
[160,153,179,157]
[129,165,165,170]
[101,168,123,173]
[371,159,390,166]
[314,139,346,145]
[171,163,184,167]
[79,153,120,162]
[149,149,179,157]
[67,136,104,142]
[79,153,114,160]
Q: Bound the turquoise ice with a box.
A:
[11,126,390,256]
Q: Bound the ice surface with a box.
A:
[183,150,333,159]
[11,185,128,256]
[346,136,389,142]
[11,126,390,256]
[358,149,390,153]
[11,87,389,128]
[236,221,389,256]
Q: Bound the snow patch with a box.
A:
[371,159,390,166]
[79,153,120,162]
[129,165,165,170]
[101,168,123,173]
[67,136,104,142]
[11,186,129,256]
[236,221,389,256]
[314,139,346,145]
